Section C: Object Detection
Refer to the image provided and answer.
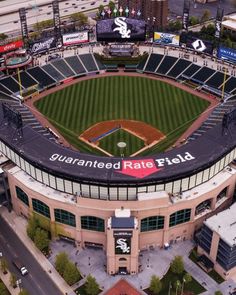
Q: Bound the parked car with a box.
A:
[12,258,28,276]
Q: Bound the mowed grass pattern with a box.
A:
[35,76,210,155]
[99,129,145,156]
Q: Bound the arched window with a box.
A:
[54,209,76,227]
[15,186,29,206]
[81,216,104,232]
[119,258,127,261]
[195,199,211,215]
[217,187,227,202]
[169,209,191,227]
[32,199,50,218]
[141,216,164,232]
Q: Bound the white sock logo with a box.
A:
[113,17,131,38]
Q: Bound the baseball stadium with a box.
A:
[0,17,236,282]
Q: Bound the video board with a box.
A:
[154,32,179,46]
[96,17,146,42]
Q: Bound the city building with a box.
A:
[118,0,168,29]
[198,201,236,280]
[222,13,236,33]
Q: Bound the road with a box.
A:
[169,0,236,19]
[0,0,109,34]
[0,215,62,295]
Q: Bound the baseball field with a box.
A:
[34,76,210,156]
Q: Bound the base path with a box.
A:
[80,119,165,145]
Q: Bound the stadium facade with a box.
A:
[0,94,235,276]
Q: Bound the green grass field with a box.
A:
[99,129,145,156]
[34,76,210,156]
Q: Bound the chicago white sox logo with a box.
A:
[116,238,130,253]
[113,17,131,38]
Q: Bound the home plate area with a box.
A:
[79,120,166,157]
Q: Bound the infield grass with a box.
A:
[99,129,145,156]
[34,76,210,155]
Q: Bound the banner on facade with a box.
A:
[0,40,24,53]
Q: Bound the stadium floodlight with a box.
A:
[113,7,118,17]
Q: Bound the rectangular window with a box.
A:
[64,180,72,194]
[54,209,76,227]
[169,209,191,227]
[81,216,104,232]
[141,216,164,232]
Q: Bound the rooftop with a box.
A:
[104,279,141,295]
[205,202,236,247]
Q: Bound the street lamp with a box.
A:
[168,282,172,295]
[181,278,186,295]
[175,280,180,295]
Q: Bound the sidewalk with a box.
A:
[0,207,75,295]
[0,270,21,295]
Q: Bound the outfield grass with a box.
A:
[35,76,210,155]
[99,129,145,156]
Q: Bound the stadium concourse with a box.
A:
[0,42,236,288]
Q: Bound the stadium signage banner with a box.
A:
[217,46,236,63]
[183,36,213,54]
[49,152,195,179]
[62,31,89,46]
[96,17,146,42]
[30,37,57,54]
[154,32,180,46]
[0,40,24,53]
[182,0,190,31]
[114,232,132,255]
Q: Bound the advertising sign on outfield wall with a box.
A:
[217,46,236,64]
[154,32,179,46]
[62,31,89,46]
[0,40,24,53]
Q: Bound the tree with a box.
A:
[55,252,69,276]
[201,9,211,23]
[9,272,17,288]
[0,258,8,274]
[149,275,162,294]
[85,274,100,295]
[0,282,8,295]
[18,289,30,295]
[70,12,88,27]
[34,228,49,252]
[214,291,223,295]
[189,16,199,26]
[27,216,39,240]
[108,1,115,11]
[183,272,192,284]
[170,256,184,274]
[63,261,80,286]
[0,33,8,41]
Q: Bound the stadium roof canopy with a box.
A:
[0,101,235,186]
